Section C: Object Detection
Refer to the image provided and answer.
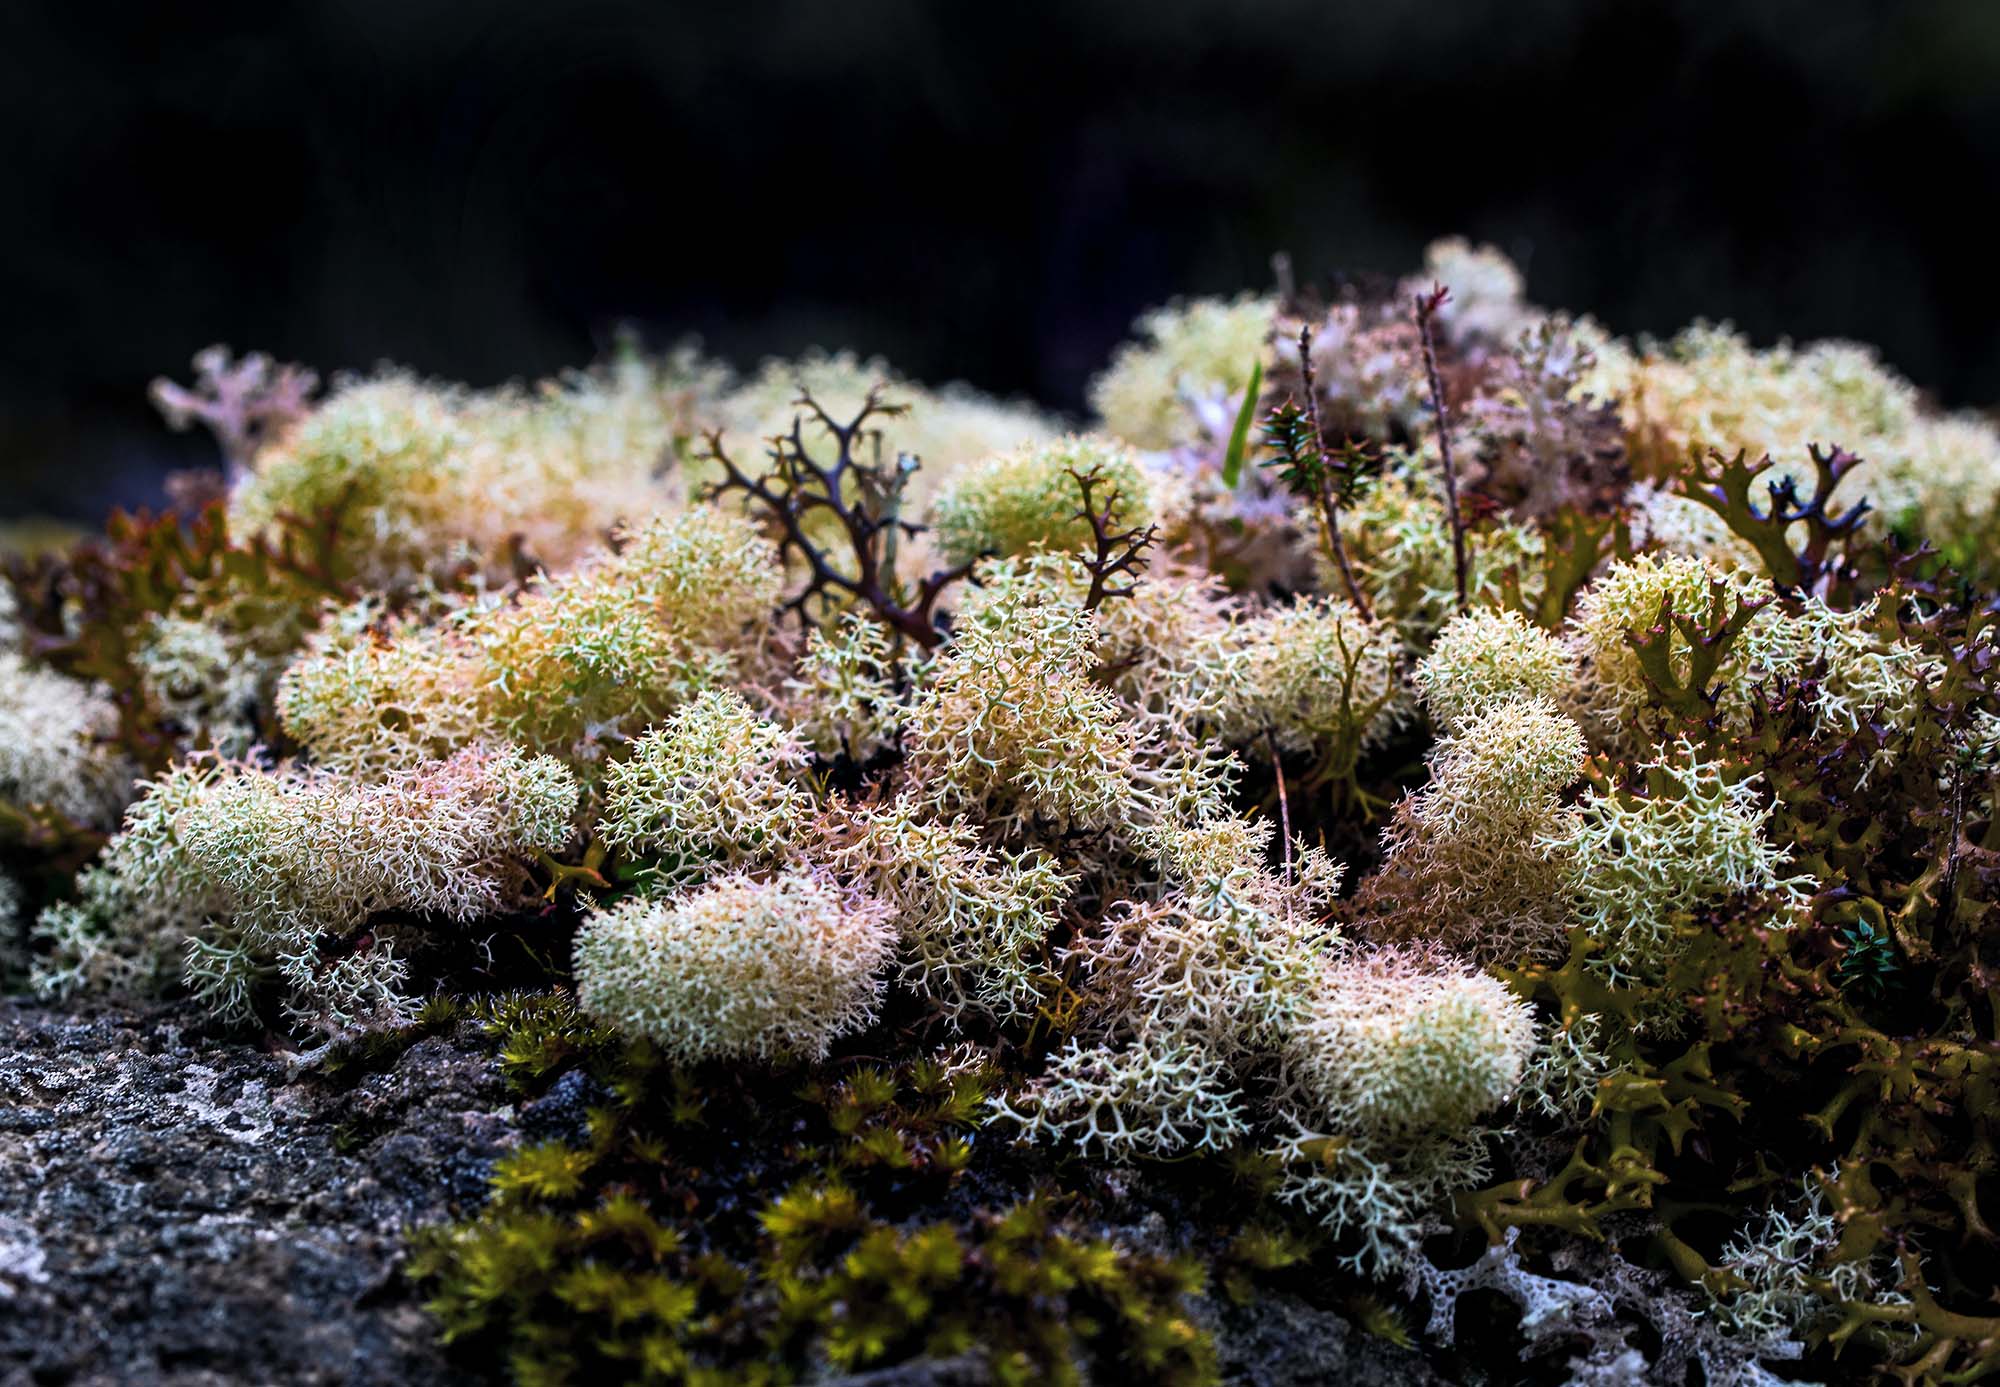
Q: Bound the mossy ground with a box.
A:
[380,990,1463,1385]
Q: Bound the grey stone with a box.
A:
[0,999,512,1386]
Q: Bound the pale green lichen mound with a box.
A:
[0,651,130,829]
[1087,294,1274,449]
[1287,947,1537,1142]
[23,231,2000,1384]
[1372,695,1587,957]
[903,562,1140,834]
[929,433,1155,565]
[1543,736,1811,985]
[573,870,897,1063]
[276,506,785,770]
[598,689,809,882]
[1414,606,1575,735]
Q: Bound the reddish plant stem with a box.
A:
[1414,286,1470,613]
[1295,325,1373,620]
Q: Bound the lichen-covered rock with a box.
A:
[0,999,514,1386]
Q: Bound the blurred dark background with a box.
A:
[3,0,1997,521]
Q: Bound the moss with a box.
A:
[408,1005,1228,1386]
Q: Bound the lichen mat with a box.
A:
[4,237,1995,1383]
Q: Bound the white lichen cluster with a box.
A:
[573,869,896,1063]
[1413,606,1575,734]
[234,351,721,592]
[598,691,809,882]
[1212,597,1408,756]
[1286,948,1536,1142]
[1088,294,1274,450]
[1398,236,1539,347]
[1336,463,1546,639]
[1072,819,1337,1060]
[1546,738,1810,985]
[818,799,1073,1025]
[40,746,576,1029]
[32,759,235,1000]
[780,613,903,763]
[278,507,783,770]
[132,614,265,758]
[1373,694,1588,957]
[1567,551,1935,753]
[988,1032,1251,1158]
[902,564,1141,835]
[0,652,130,829]
[1604,322,2000,564]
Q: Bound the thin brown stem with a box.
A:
[1939,752,1967,920]
[1267,730,1293,890]
[1414,286,1470,613]
[1271,250,1296,310]
[1296,325,1373,619]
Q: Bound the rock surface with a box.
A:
[0,998,1454,1386]
[0,1000,513,1387]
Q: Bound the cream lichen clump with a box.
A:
[931,433,1158,565]
[902,564,1142,835]
[1607,323,2000,561]
[1397,235,1540,347]
[10,235,2000,1382]
[276,507,783,771]
[39,746,576,1028]
[1336,464,1547,638]
[0,652,130,829]
[597,690,809,882]
[1287,947,1536,1143]
[1412,605,1574,734]
[1369,694,1588,960]
[572,869,896,1063]
[1548,738,1810,986]
[780,613,903,762]
[819,798,1073,1025]
[233,350,721,593]
[132,614,264,758]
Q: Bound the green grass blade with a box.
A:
[1219,360,1264,489]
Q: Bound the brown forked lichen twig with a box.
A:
[1414,284,1470,613]
[699,385,972,650]
[1067,465,1160,612]
[1295,325,1373,620]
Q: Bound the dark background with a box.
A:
[4,0,1996,521]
